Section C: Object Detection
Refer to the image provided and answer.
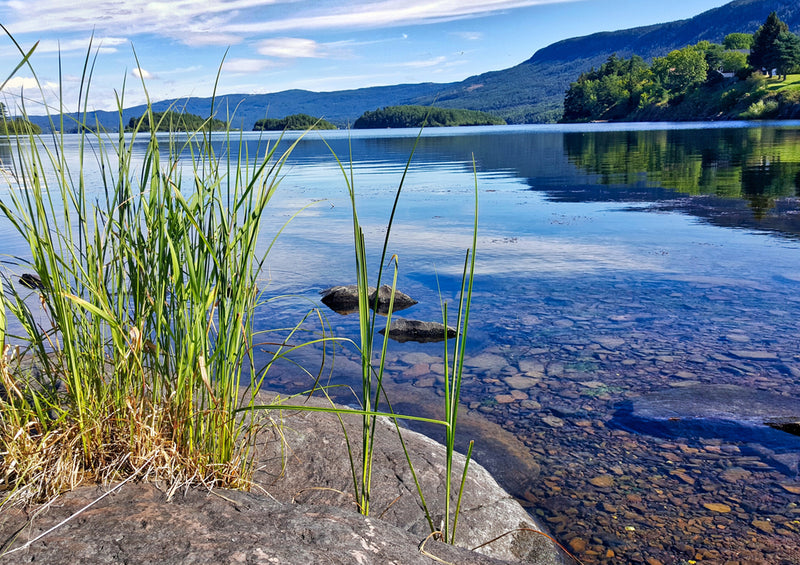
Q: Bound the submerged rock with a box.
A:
[320,284,418,315]
[765,418,800,437]
[614,384,800,452]
[625,384,799,426]
[379,318,457,343]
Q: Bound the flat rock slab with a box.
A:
[729,350,779,361]
[613,384,800,455]
[0,485,511,565]
[626,384,799,426]
[253,392,560,564]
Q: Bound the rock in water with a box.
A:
[320,285,363,315]
[766,418,800,437]
[379,318,456,343]
[19,272,45,290]
[627,384,799,426]
[320,284,417,315]
[614,384,800,455]
[369,284,418,314]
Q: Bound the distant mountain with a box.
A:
[27,0,800,130]
[423,0,800,122]
[29,83,445,133]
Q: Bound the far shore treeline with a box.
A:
[353,105,505,128]
[251,107,505,131]
[123,106,504,134]
[0,103,41,135]
[253,114,337,131]
[126,110,228,132]
[562,12,800,122]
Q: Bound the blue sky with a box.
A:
[0,0,731,114]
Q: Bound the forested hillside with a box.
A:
[561,12,800,122]
[421,0,800,123]
[26,0,800,130]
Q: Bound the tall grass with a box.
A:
[0,38,306,505]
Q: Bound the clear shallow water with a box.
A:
[3,124,800,563]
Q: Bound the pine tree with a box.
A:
[750,12,789,75]
[774,31,800,79]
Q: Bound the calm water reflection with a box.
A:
[2,123,800,563]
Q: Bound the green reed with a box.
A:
[318,130,478,543]
[0,36,307,503]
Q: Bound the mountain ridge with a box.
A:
[27,0,800,130]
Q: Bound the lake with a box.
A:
[2,122,800,564]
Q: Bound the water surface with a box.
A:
[3,123,800,564]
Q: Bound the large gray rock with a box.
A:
[0,391,563,565]
[0,484,512,564]
[320,284,418,315]
[254,392,561,564]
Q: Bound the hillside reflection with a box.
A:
[563,127,800,221]
[347,124,800,236]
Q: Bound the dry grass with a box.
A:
[0,347,271,509]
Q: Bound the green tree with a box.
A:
[0,102,41,135]
[652,46,708,94]
[253,113,336,131]
[720,50,749,73]
[353,105,504,128]
[562,54,652,121]
[127,111,228,132]
[774,31,800,79]
[723,33,754,51]
[696,41,726,76]
[750,12,789,75]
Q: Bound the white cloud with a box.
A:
[257,37,322,58]
[223,58,274,73]
[0,76,62,114]
[452,31,483,41]
[2,0,286,45]
[398,56,448,69]
[35,36,128,54]
[0,76,42,91]
[182,33,244,47]
[2,1,577,43]
[132,67,154,79]
[228,0,579,34]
